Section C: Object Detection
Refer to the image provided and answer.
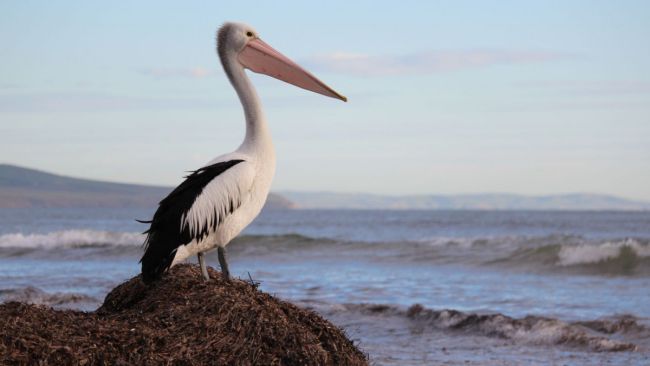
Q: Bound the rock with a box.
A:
[0,264,368,365]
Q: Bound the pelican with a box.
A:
[139,22,346,283]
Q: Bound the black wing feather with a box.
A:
[139,159,244,283]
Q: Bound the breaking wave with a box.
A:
[0,230,144,249]
[487,237,650,276]
[1,230,648,276]
[335,303,647,352]
[557,239,650,266]
[0,287,97,308]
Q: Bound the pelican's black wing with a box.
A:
[139,159,244,283]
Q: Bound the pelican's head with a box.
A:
[217,22,347,102]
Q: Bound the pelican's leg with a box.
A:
[198,252,210,281]
[217,246,231,281]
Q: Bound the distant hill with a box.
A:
[3,165,647,211]
[281,191,650,211]
[0,164,295,209]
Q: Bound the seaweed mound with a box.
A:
[0,264,367,365]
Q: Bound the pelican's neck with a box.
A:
[222,53,272,155]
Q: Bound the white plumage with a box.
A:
[173,152,273,265]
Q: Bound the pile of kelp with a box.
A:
[0,264,367,365]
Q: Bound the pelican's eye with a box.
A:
[246,31,253,37]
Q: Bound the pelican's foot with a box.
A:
[198,252,211,281]
[202,270,211,282]
[218,246,231,281]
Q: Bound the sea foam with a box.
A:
[337,303,644,352]
[557,238,650,266]
[0,230,144,249]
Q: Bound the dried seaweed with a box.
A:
[0,264,368,365]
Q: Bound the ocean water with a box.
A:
[1,208,649,365]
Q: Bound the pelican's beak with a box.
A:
[239,38,347,102]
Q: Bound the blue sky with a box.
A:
[1,1,649,200]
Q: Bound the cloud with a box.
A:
[0,83,20,89]
[517,80,650,95]
[550,100,650,110]
[0,92,221,113]
[0,88,356,114]
[139,49,567,79]
[140,67,214,79]
[304,49,569,76]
